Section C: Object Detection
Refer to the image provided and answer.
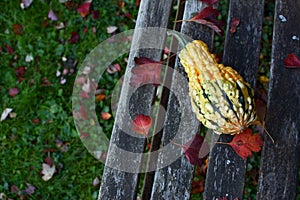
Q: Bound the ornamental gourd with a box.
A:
[169,31,257,135]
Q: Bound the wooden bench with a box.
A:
[98,0,300,199]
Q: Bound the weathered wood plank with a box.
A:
[150,1,214,200]
[140,1,186,199]
[204,0,264,199]
[98,1,173,199]
[257,0,300,199]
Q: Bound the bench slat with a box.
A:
[204,0,264,199]
[98,0,173,199]
[150,1,214,199]
[257,0,300,199]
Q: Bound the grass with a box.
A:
[1,0,298,199]
[0,0,138,199]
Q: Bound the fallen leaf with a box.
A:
[62,68,69,75]
[15,66,26,81]
[107,26,118,34]
[20,0,33,9]
[96,94,106,102]
[80,91,90,98]
[258,75,269,84]
[229,18,240,34]
[75,76,86,85]
[60,77,66,85]
[80,132,90,139]
[107,63,121,74]
[92,10,100,20]
[9,112,17,119]
[82,78,90,93]
[1,108,13,122]
[171,134,206,166]
[101,112,112,120]
[6,44,14,55]
[9,87,19,97]
[136,0,141,6]
[80,105,88,120]
[48,8,58,21]
[0,193,6,199]
[41,77,52,86]
[41,163,56,181]
[65,1,79,10]
[69,31,80,44]
[131,114,152,139]
[82,66,91,74]
[184,6,224,36]
[32,118,40,124]
[200,0,219,4]
[44,156,54,167]
[219,128,264,159]
[191,179,204,194]
[10,185,20,193]
[130,57,162,87]
[77,0,92,18]
[13,24,23,35]
[93,177,100,186]
[24,183,35,195]
[123,12,132,19]
[55,22,65,30]
[56,139,69,152]
[25,54,34,62]
[284,53,300,68]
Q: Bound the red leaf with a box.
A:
[69,31,80,44]
[13,24,24,35]
[229,18,240,33]
[32,118,40,124]
[77,1,91,18]
[228,128,264,159]
[80,105,88,120]
[15,66,26,81]
[65,1,79,10]
[92,10,100,20]
[131,114,152,139]
[183,134,206,166]
[79,91,90,98]
[10,185,19,193]
[200,0,219,4]
[9,87,19,97]
[188,6,224,36]
[191,179,204,194]
[107,63,121,74]
[41,77,52,86]
[171,134,206,166]
[6,44,14,55]
[101,112,112,120]
[284,54,300,68]
[44,156,54,167]
[130,57,162,87]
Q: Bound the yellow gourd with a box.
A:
[170,31,257,135]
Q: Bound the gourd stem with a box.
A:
[167,30,190,48]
